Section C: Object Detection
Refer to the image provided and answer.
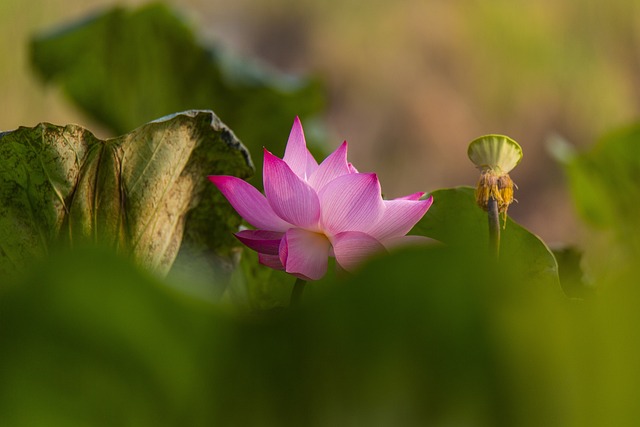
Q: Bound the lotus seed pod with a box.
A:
[467,134,523,174]
[468,134,522,228]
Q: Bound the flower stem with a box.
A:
[488,196,500,258]
[290,278,307,306]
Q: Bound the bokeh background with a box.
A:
[2,0,640,245]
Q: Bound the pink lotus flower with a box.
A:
[209,117,433,280]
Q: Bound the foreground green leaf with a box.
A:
[0,241,569,426]
[412,187,560,289]
[0,248,223,426]
[30,2,326,183]
[5,237,640,425]
[0,110,252,277]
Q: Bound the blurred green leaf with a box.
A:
[412,187,560,289]
[0,247,222,427]
[208,244,576,426]
[0,238,562,427]
[560,123,640,251]
[4,231,640,426]
[224,248,293,310]
[208,245,640,427]
[556,123,640,283]
[30,2,326,183]
[552,246,594,299]
[0,110,253,278]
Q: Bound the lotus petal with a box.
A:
[367,195,433,241]
[318,173,384,235]
[258,253,285,270]
[308,141,351,191]
[332,231,386,272]
[394,192,426,201]
[282,116,318,180]
[263,150,321,229]
[279,228,330,280]
[209,175,291,232]
[235,229,284,255]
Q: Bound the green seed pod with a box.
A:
[468,134,522,228]
[467,134,523,174]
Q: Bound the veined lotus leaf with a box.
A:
[0,110,253,278]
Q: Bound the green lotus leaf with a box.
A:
[0,110,253,278]
[411,187,559,289]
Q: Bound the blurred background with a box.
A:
[2,0,640,246]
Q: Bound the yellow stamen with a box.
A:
[475,170,516,228]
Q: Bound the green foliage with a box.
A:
[208,245,509,426]
[0,110,252,277]
[0,248,223,426]
[560,124,640,241]
[4,237,640,426]
[412,187,560,289]
[30,2,326,183]
[223,248,293,310]
[552,246,593,299]
[556,123,640,282]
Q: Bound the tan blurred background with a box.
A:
[2,0,639,245]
